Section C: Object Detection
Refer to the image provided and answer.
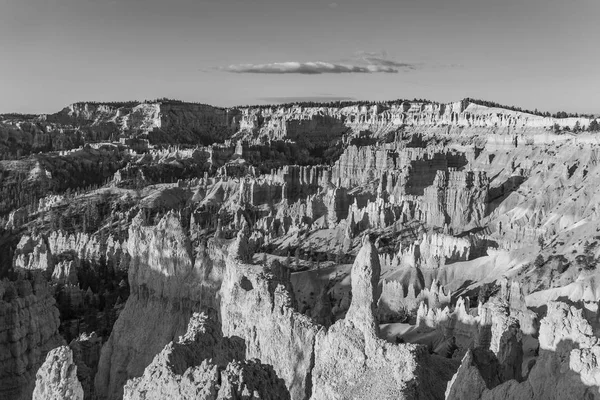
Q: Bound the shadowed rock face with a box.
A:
[311,238,457,400]
[0,277,64,400]
[116,233,457,400]
[94,212,228,400]
[445,302,600,400]
[3,98,600,400]
[220,233,320,400]
[122,312,290,400]
[0,101,239,158]
[69,332,102,400]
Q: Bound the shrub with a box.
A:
[534,255,545,268]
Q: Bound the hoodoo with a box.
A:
[1,97,599,399]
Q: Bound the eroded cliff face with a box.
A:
[115,227,459,400]
[3,98,591,160]
[445,301,600,400]
[4,97,600,400]
[69,332,103,400]
[122,312,290,400]
[32,346,84,400]
[94,211,228,400]
[0,101,239,158]
[311,237,457,400]
[0,277,64,400]
[235,101,591,145]
[220,232,320,400]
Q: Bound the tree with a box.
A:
[589,119,600,132]
[553,123,561,133]
[534,255,545,268]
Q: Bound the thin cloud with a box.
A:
[363,57,418,70]
[222,61,400,74]
[220,51,420,74]
[260,96,356,103]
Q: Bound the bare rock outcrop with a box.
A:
[122,312,240,400]
[69,332,103,400]
[344,236,382,334]
[237,101,591,148]
[444,349,501,400]
[122,312,289,400]
[421,170,488,229]
[220,232,320,400]
[2,101,237,157]
[218,360,291,400]
[310,238,457,400]
[52,259,79,285]
[0,276,64,400]
[95,211,225,400]
[32,346,84,400]
[445,301,600,400]
[13,233,53,272]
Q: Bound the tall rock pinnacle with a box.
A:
[33,346,84,400]
[345,235,382,335]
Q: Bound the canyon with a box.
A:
[0,98,599,399]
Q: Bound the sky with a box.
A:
[0,0,599,114]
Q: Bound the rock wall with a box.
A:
[2,99,594,160]
[445,301,600,400]
[70,332,103,400]
[0,277,64,400]
[94,211,227,400]
[236,102,592,148]
[13,233,53,272]
[421,170,488,229]
[1,101,239,158]
[122,312,290,400]
[220,235,320,400]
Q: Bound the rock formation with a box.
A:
[69,332,103,400]
[310,238,457,400]
[32,346,84,400]
[2,97,600,400]
[220,233,320,400]
[95,211,228,400]
[445,301,600,399]
[122,312,289,400]
[0,276,64,400]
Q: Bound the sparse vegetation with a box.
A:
[534,254,545,268]
[464,98,595,119]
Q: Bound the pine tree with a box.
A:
[553,123,561,133]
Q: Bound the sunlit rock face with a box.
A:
[0,101,239,158]
[236,101,590,144]
[95,212,227,400]
[3,98,600,400]
[122,312,290,400]
[445,301,600,400]
[310,238,457,400]
[220,233,320,400]
[32,346,84,400]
